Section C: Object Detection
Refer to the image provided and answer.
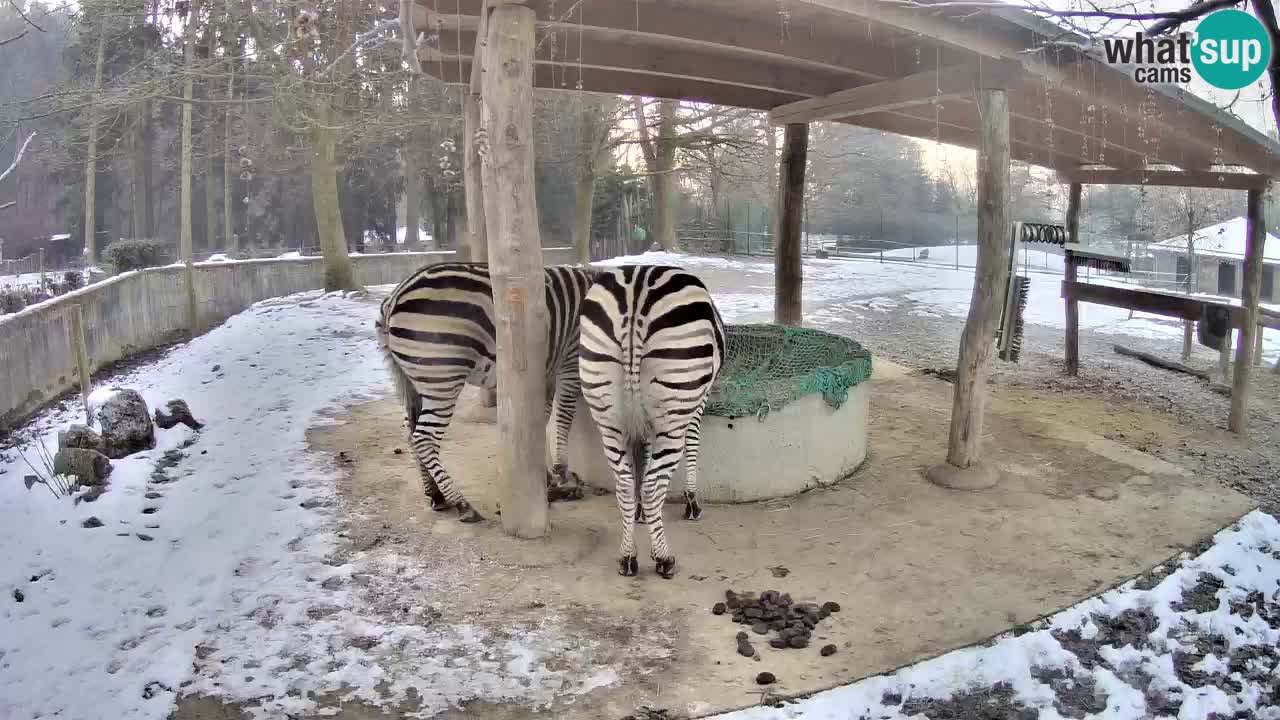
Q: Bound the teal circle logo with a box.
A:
[1192,10,1272,90]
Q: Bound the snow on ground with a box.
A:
[600,248,1280,366]
[713,510,1280,720]
[0,290,618,720]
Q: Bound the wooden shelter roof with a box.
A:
[412,0,1280,180]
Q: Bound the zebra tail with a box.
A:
[380,342,422,427]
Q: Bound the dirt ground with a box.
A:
[168,357,1255,720]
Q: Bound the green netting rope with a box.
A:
[705,324,873,419]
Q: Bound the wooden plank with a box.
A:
[429,29,862,99]
[774,123,807,326]
[945,88,1010,470]
[424,59,807,111]
[1229,187,1268,433]
[1064,183,1081,376]
[1062,281,1280,330]
[482,2,549,538]
[1061,167,1271,191]
[769,60,1024,126]
[1113,344,1210,381]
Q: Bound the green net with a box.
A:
[705,324,874,419]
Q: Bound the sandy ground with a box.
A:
[168,356,1254,720]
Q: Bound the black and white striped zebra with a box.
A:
[578,265,726,578]
[376,262,593,523]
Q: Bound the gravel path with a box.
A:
[803,291,1280,515]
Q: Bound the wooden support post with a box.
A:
[1229,187,1267,433]
[927,88,1009,490]
[481,1,548,538]
[774,122,807,326]
[1255,323,1264,367]
[68,304,92,426]
[1064,182,1081,376]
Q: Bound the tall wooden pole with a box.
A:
[774,123,808,326]
[1229,187,1268,433]
[1064,182,1082,376]
[927,88,1009,489]
[482,2,549,538]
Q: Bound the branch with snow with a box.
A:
[0,131,36,185]
[316,18,401,78]
[400,0,423,75]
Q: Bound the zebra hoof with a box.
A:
[619,555,639,577]
[655,557,677,579]
[457,502,484,524]
[430,496,452,512]
[683,499,703,522]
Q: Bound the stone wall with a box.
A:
[0,249,576,429]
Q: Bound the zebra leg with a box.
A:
[546,362,585,503]
[642,431,686,579]
[682,396,709,521]
[610,445,640,576]
[410,385,483,524]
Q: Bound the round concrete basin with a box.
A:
[565,386,869,503]
[564,325,873,504]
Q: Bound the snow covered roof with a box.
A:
[1151,217,1280,263]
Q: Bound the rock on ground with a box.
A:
[154,399,203,431]
[58,424,103,453]
[53,447,112,485]
[96,389,155,459]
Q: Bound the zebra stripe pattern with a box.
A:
[578,265,726,578]
[376,262,593,523]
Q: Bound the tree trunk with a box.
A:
[774,123,807,326]
[481,2,548,539]
[129,107,150,239]
[573,100,604,266]
[203,19,219,252]
[463,6,489,263]
[653,99,678,251]
[944,89,1010,471]
[310,108,357,290]
[83,28,107,263]
[224,63,236,254]
[403,152,421,250]
[179,0,198,265]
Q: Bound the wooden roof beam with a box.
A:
[416,2,911,83]
[426,30,863,99]
[1059,167,1272,190]
[768,60,1024,126]
[421,59,807,110]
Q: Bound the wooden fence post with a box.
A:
[482,1,548,538]
[773,122,807,326]
[1064,182,1082,376]
[927,88,1009,490]
[68,304,92,425]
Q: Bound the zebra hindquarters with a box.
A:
[636,325,721,579]
[578,298,644,576]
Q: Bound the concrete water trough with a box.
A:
[566,324,873,503]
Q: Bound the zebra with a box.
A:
[375,262,594,523]
[578,265,726,578]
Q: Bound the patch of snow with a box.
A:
[276,250,303,259]
[204,253,230,263]
[0,290,634,720]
